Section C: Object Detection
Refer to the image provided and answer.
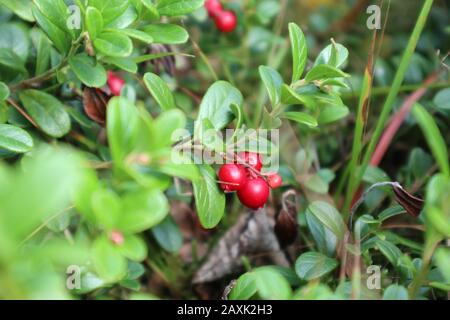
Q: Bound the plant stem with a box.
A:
[343,0,434,215]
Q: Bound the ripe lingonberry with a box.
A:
[205,0,223,17]
[107,71,125,96]
[237,177,270,210]
[237,152,263,172]
[268,173,283,189]
[214,10,237,33]
[218,164,247,192]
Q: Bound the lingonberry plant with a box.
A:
[0,0,449,302]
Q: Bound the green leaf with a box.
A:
[295,252,338,280]
[94,31,133,57]
[435,248,450,283]
[91,189,121,230]
[31,29,51,76]
[281,111,317,127]
[378,205,406,222]
[307,201,346,241]
[86,6,104,40]
[88,0,130,25]
[103,57,138,73]
[305,64,349,82]
[69,54,107,88]
[0,23,30,62]
[229,272,257,300]
[305,210,337,256]
[280,84,315,109]
[156,0,204,16]
[318,105,349,124]
[141,0,160,19]
[315,42,349,68]
[193,164,225,229]
[0,0,35,21]
[288,23,308,83]
[33,0,71,35]
[0,48,27,75]
[142,24,189,44]
[92,236,127,282]
[19,89,71,138]
[149,109,186,150]
[106,97,140,162]
[158,150,200,181]
[382,284,409,300]
[433,88,450,110]
[121,29,154,43]
[252,266,292,300]
[374,237,403,266]
[411,103,450,177]
[143,72,176,110]
[118,234,147,261]
[119,189,169,233]
[151,216,183,253]
[0,82,9,101]
[0,101,7,124]
[31,5,71,54]
[194,81,243,137]
[259,65,283,107]
[0,124,33,153]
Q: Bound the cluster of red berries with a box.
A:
[205,0,237,33]
[107,71,125,96]
[217,152,283,210]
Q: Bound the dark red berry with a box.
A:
[107,71,125,96]
[268,173,283,189]
[237,177,270,210]
[218,164,247,192]
[214,10,237,33]
[205,0,223,17]
[237,152,263,172]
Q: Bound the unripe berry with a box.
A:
[237,177,270,210]
[237,152,263,172]
[107,71,125,96]
[268,173,283,189]
[214,10,237,33]
[110,230,124,245]
[218,164,247,192]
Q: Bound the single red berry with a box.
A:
[214,10,237,33]
[237,152,263,172]
[205,0,223,17]
[109,230,124,245]
[268,173,283,189]
[237,177,270,210]
[107,71,125,96]
[218,164,247,192]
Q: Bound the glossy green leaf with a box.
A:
[94,31,133,57]
[193,164,225,229]
[91,189,121,230]
[259,66,283,107]
[281,111,317,127]
[0,0,35,21]
[307,201,346,241]
[382,284,409,300]
[143,72,176,110]
[121,29,154,43]
[0,48,27,75]
[118,234,147,261]
[86,6,103,40]
[151,216,183,253]
[315,42,349,68]
[295,252,338,280]
[194,81,243,137]
[142,24,189,44]
[318,105,349,124]
[88,0,130,25]
[119,189,169,233]
[103,57,138,73]
[92,236,127,282]
[69,54,107,88]
[0,124,33,153]
[156,0,204,17]
[289,23,307,83]
[305,64,349,82]
[252,266,292,300]
[0,23,30,62]
[0,82,9,101]
[141,0,160,19]
[229,272,257,300]
[19,89,71,138]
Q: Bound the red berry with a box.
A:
[107,71,125,96]
[237,152,263,172]
[237,177,270,210]
[218,164,247,192]
[205,0,223,17]
[214,10,237,33]
[268,173,283,189]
